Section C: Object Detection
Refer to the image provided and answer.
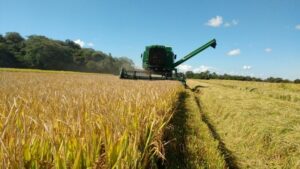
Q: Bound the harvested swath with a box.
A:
[188,79,300,168]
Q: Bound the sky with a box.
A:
[1,0,300,79]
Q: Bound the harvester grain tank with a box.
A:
[120,39,217,84]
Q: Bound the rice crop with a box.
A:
[0,70,183,168]
[4,70,298,169]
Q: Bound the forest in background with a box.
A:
[185,71,300,83]
[0,32,134,74]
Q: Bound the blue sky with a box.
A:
[1,0,299,79]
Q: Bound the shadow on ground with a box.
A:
[193,90,239,169]
[158,86,239,169]
[158,92,189,169]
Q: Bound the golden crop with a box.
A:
[0,71,183,168]
[3,69,298,169]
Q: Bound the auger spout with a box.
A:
[173,39,217,68]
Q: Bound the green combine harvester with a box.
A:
[120,39,217,84]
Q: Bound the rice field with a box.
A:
[188,79,300,168]
[0,70,183,168]
[2,69,300,169]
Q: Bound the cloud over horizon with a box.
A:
[74,39,94,48]
[243,65,252,70]
[177,64,214,73]
[74,39,85,47]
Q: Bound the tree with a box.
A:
[64,39,81,50]
[24,36,73,69]
[0,35,5,43]
[0,43,17,67]
[117,57,134,70]
[294,79,300,84]
[185,71,194,78]
[4,32,24,44]
[0,32,135,73]
[3,32,25,66]
[91,52,105,62]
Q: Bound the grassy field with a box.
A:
[0,69,183,168]
[188,79,300,168]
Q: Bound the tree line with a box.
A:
[0,32,134,74]
[185,71,300,84]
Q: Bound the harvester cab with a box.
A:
[120,39,217,84]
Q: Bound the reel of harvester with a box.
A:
[120,39,217,85]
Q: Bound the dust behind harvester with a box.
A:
[120,39,217,84]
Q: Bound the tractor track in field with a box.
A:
[162,85,239,168]
[190,85,239,169]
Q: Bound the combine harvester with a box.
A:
[120,39,217,84]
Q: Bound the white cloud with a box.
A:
[206,16,238,28]
[264,48,272,53]
[74,40,94,48]
[74,39,85,47]
[87,42,94,47]
[243,65,252,70]
[206,16,223,27]
[227,49,241,56]
[295,24,300,30]
[193,65,213,73]
[177,64,214,73]
[177,64,193,72]
[224,20,238,27]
